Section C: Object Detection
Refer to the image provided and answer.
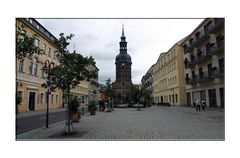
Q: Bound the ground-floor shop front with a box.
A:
[185,84,224,108]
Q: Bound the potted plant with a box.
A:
[88,100,97,115]
[69,98,80,122]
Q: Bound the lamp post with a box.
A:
[41,61,51,128]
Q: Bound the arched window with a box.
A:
[19,59,24,72]
[29,59,33,75]
[34,63,38,76]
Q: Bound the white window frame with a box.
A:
[34,39,40,47]
[19,59,24,72]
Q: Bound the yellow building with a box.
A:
[182,18,224,108]
[70,81,89,107]
[153,41,186,106]
[16,18,63,112]
[85,59,100,103]
[70,57,100,106]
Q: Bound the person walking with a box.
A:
[196,99,201,111]
[201,99,206,111]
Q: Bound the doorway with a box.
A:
[208,89,217,107]
[186,92,191,106]
[28,92,35,111]
[220,88,224,108]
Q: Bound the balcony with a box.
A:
[205,18,224,34]
[212,67,224,79]
[17,72,46,84]
[197,72,214,83]
[207,42,224,56]
[192,52,211,65]
[184,60,195,69]
[184,34,210,54]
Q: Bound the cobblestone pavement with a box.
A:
[17,106,224,140]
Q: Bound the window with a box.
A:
[172,95,174,103]
[43,44,46,52]
[17,91,23,105]
[48,47,51,57]
[82,96,84,103]
[169,95,171,102]
[34,64,38,76]
[195,32,200,40]
[34,39,40,47]
[19,59,24,72]
[40,93,44,104]
[42,68,45,78]
[51,94,54,104]
[36,24,40,29]
[189,38,193,45]
[56,95,59,104]
[219,58,224,73]
[175,76,177,84]
[175,94,178,103]
[29,59,33,75]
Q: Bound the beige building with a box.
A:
[69,57,99,106]
[153,42,186,106]
[85,58,100,103]
[16,18,63,112]
[182,18,224,108]
[70,81,89,106]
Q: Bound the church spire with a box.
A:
[121,25,126,41]
[122,25,124,36]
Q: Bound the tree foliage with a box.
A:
[41,33,97,133]
[16,24,44,60]
[105,78,113,100]
[131,85,146,103]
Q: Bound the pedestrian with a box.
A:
[196,99,201,111]
[201,99,206,111]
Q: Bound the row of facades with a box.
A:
[16,18,100,113]
[141,18,224,108]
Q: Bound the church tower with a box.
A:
[113,25,133,103]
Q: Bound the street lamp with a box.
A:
[41,60,51,128]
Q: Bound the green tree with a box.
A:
[104,78,114,110]
[43,33,97,134]
[131,85,146,110]
[16,24,44,114]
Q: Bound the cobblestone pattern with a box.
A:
[17,106,224,140]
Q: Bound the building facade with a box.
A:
[182,18,224,108]
[85,58,100,104]
[112,26,133,103]
[141,64,155,104]
[70,81,89,107]
[16,18,63,112]
[153,42,186,106]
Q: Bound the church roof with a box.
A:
[115,53,131,63]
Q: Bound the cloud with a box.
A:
[36,18,203,85]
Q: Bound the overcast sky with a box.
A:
[37,18,203,84]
